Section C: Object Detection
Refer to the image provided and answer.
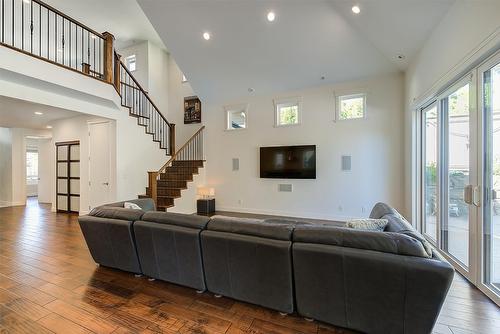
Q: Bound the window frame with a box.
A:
[274,97,302,127]
[126,55,137,72]
[336,93,367,121]
[224,103,248,131]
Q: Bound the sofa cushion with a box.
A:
[141,211,210,230]
[263,218,314,227]
[106,198,156,212]
[383,213,414,232]
[398,229,433,257]
[208,216,295,241]
[89,206,144,221]
[369,202,397,219]
[346,219,388,231]
[293,225,432,258]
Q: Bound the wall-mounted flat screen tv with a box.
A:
[260,145,316,179]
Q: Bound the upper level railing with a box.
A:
[0,0,111,80]
[0,0,176,158]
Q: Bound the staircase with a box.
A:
[144,126,205,211]
[0,0,204,212]
[116,54,175,156]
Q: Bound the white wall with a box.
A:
[167,57,199,145]
[203,73,405,220]
[405,1,500,220]
[50,110,168,214]
[0,127,13,207]
[38,138,53,204]
[119,42,150,92]
[148,43,169,113]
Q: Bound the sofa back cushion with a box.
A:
[141,211,210,230]
[89,206,144,221]
[208,216,295,241]
[293,225,432,258]
[106,198,156,211]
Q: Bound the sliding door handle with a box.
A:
[464,185,480,207]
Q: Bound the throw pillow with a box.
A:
[124,202,142,210]
[346,218,388,231]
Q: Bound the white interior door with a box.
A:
[89,121,111,210]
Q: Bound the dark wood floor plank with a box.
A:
[0,198,498,334]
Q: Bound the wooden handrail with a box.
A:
[158,126,205,174]
[119,60,171,126]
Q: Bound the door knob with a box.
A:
[102,182,109,186]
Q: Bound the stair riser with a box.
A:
[157,197,174,207]
[157,180,187,188]
[166,166,199,174]
[160,174,194,181]
[172,160,204,168]
[157,189,181,197]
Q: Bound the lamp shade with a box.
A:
[197,187,215,198]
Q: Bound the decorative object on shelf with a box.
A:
[197,187,215,215]
[184,96,202,124]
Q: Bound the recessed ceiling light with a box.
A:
[34,111,43,115]
[203,32,211,41]
[267,11,276,22]
[352,5,361,14]
[46,125,52,129]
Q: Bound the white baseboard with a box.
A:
[0,201,25,207]
[216,205,355,222]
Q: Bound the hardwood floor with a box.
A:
[0,199,499,334]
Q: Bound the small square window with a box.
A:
[337,93,366,120]
[274,97,301,127]
[225,104,248,130]
[126,55,136,72]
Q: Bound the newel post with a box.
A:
[169,123,176,156]
[102,31,115,85]
[114,52,121,94]
[148,171,159,206]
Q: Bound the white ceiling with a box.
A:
[44,0,165,49]
[0,96,83,130]
[138,0,454,103]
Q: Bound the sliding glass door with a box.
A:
[419,50,500,305]
[442,82,472,268]
[479,54,500,303]
[419,75,477,279]
[423,103,439,242]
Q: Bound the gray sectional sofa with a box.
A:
[78,200,454,334]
